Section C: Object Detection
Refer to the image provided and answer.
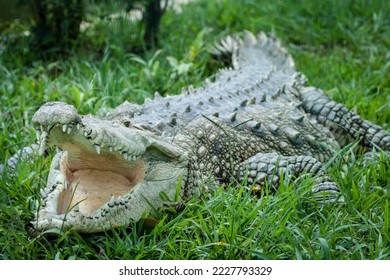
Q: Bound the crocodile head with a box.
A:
[31,102,188,233]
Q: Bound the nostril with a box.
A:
[32,102,82,130]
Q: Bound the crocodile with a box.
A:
[21,31,390,233]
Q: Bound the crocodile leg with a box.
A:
[235,152,343,203]
[299,86,390,150]
[0,144,39,173]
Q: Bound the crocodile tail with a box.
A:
[209,30,296,74]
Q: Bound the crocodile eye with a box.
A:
[122,120,132,128]
[111,117,133,128]
[115,117,133,128]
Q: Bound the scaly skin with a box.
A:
[19,31,390,233]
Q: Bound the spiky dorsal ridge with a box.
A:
[105,30,303,137]
[209,30,296,74]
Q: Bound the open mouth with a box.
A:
[56,144,146,216]
[32,102,188,232]
[36,115,152,221]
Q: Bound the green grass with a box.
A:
[0,0,389,259]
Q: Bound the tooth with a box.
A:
[109,146,113,152]
[83,129,92,137]
[35,129,41,140]
[108,197,115,208]
[63,180,68,191]
[38,131,48,155]
[94,145,101,154]
[76,123,80,130]
[67,127,72,134]
[62,124,67,133]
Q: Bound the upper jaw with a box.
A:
[33,102,148,158]
[31,102,188,233]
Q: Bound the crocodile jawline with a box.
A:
[42,123,147,219]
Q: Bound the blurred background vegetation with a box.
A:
[0,0,169,59]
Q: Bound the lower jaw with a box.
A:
[40,176,139,222]
[55,153,146,216]
[57,169,136,216]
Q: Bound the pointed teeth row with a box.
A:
[36,122,83,139]
[61,123,82,135]
[86,195,129,219]
[39,122,143,162]
[35,122,83,155]
[35,125,48,155]
[119,151,141,162]
[106,195,126,209]
[123,153,140,161]
[91,142,142,161]
[77,126,143,161]
[94,144,101,155]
